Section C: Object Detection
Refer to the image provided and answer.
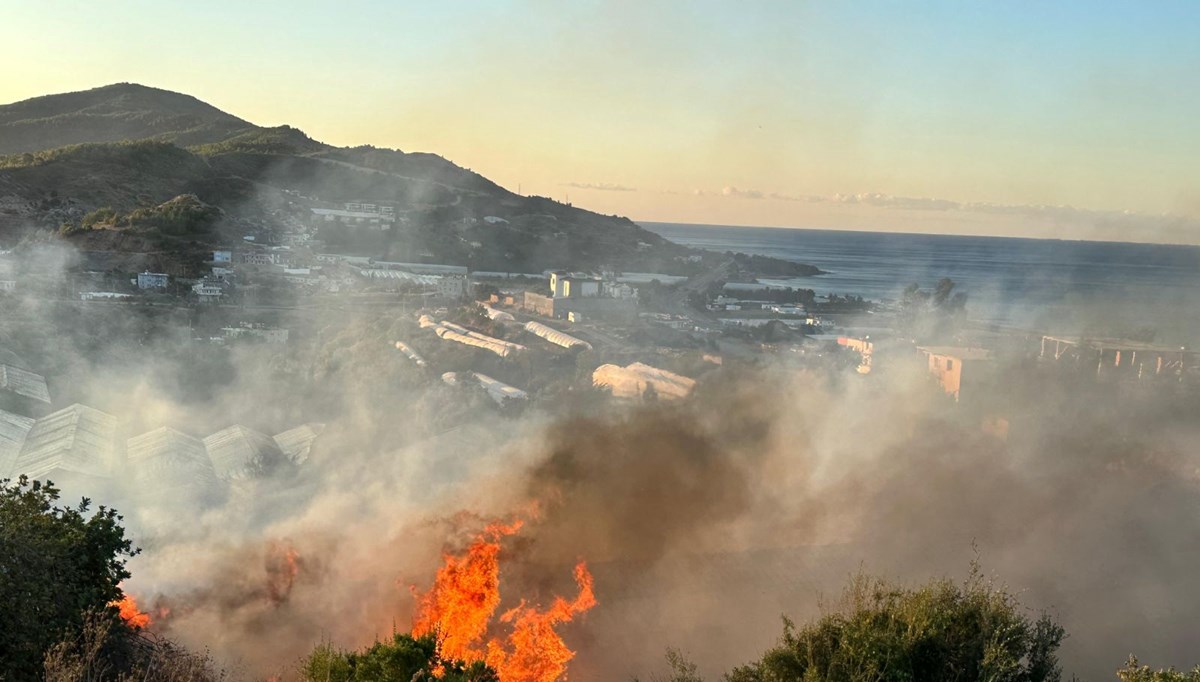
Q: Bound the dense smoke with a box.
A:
[3,240,1199,681]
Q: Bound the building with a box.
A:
[0,364,51,417]
[273,423,325,465]
[917,346,994,402]
[550,271,601,298]
[309,202,398,229]
[212,250,233,263]
[221,324,288,344]
[1040,336,1195,381]
[80,291,132,301]
[136,272,169,289]
[126,427,222,505]
[9,404,119,485]
[202,425,289,480]
[192,280,224,303]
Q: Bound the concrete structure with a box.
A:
[212,250,233,263]
[192,280,224,303]
[221,324,288,344]
[1041,336,1194,380]
[136,272,169,289]
[593,362,696,400]
[522,290,637,323]
[80,291,132,301]
[310,202,398,229]
[550,271,601,298]
[918,347,993,402]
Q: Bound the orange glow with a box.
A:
[266,542,302,605]
[112,593,151,629]
[411,517,596,681]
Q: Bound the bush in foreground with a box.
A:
[300,632,498,682]
[722,566,1065,682]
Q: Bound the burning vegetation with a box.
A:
[411,515,597,682]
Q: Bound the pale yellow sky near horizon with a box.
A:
[2,2,1198,244]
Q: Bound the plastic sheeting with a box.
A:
[592,362,695,400]
[393,340,428,367]
[523,321,592,350]
[420,314,525,357]
[442,371,528,404]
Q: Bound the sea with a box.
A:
[639,222,1200,344]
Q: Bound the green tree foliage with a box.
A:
[0,476,139,681]
[1118,657,1200,682]
[299,633,498,682]
[898,277,968,341]
[724,569,1063,682]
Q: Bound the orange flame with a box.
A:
[411,517,596,681]
[413,519,523,662]
[112,593,151,629]
[485,562,596,682]
[266,542,302,605]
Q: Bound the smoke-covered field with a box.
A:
[2,241,1199,681]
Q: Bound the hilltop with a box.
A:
[0,84,820,276]
[0,83,251,155]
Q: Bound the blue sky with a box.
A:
[3,1,1198,240]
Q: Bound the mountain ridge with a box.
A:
[0,83,821,277]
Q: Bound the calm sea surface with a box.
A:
[640,222,1200,343]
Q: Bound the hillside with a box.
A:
[0,83,254,155]
[0,84,821,276]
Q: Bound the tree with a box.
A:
[0,477,139,681]
[724,568,1063,682]
[300,632,498,682]
[1118,657,1200,682]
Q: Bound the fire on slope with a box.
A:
[412,516,596,682]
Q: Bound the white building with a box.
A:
[192,280,224,303]
[137,272,169,289]
[212,250,232,263]
[221,324,288,344]
[550,271,601,298]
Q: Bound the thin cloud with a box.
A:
[563,182,636,192]
[721,186,763,199]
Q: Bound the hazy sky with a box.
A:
[3,1,1199,241]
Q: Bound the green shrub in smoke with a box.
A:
[300,633,498,682]
[1118,658,1200,682]
[724,568,1064,682]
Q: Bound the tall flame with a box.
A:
[485,562,596,682]
[412,519,523,662]
[112,593,151,629]
[411,517,596,681]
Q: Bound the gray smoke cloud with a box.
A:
[3,228,1199,682]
